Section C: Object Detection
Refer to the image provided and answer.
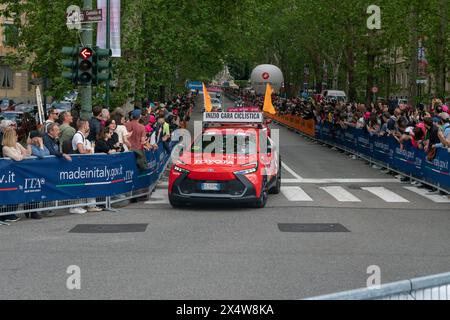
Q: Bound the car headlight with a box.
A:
[174,165,190,174]
[234,164,258,175]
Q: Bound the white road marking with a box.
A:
[281,179,302,183]
[404,187,450,203]
[281,178,399,184]
[321,186,361,202]
[362,187,409,203]
[145,189,169,205]
[281,186,313,202]
[281,162,303,180]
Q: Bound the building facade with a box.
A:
[0,9,36,104]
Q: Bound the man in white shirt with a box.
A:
[72,120,92,154]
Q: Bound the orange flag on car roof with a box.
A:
[202,83,213,113]
[263,83,276,115]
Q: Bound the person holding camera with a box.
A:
[104,119,125,153]
[95,127,117,154]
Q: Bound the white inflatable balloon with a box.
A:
[251,64,284,95]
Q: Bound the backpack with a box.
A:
[71,132,86,154]
[62,139,74,155]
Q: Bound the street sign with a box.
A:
[416,79,428,85]
[66,7,102,27]
[371,86,379,93]
[66,5,82,30]
[81,9,103,23]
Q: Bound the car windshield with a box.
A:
[0,113,19,122]
[52,102,72,111]
[191,132,257,155]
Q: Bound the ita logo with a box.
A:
[22,178,46,191]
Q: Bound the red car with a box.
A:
[168,113,281,208]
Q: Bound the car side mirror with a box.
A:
[265,119,273,125]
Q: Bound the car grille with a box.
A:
[179,178,246,196]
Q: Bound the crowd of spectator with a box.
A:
[241,92,450,157]
[0,92,194,223]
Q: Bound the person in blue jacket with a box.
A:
[27,130,50,159]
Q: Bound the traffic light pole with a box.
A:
[80,0,93,121]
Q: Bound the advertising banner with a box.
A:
[315,122,449,191]
[0,147,169,205]
[392,142,418,176]
[97,0,121,57]
[422,149,450,188]
[264,113,316,137]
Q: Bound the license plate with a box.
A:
[201,183,221,191]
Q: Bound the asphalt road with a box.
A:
[0,96,449,300]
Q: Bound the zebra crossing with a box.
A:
[145,183,450,206]
[281,186,449,204]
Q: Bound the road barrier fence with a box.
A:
[265,112,450,193]
[306,272,450,300]
[0,143,170,218]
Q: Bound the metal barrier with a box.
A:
[272,118,450,195]
[306,272,450,300]
[0,152,172,221]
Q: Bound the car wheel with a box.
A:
[254,182,268,209]
[269,159,282,194]
[169,196,183,208]
[269,172,281,195]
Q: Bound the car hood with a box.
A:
[178,152,258,171]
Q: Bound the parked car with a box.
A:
[0,111,37,142]
[63,91,78,103]
[51,101,73,113]
[15,103,38,114]
[0,99,16,111]
[211,98,223,112]
[321,90,348,103]
[201,98,223,112]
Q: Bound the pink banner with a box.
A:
[228,107,261,113]
[97,0,121,57]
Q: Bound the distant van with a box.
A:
[322,90,347,103]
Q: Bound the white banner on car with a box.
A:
[203,112,263,123]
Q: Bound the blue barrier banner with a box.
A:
[356,131,373,157]
[315,122,450,191]
[372,135,394,164]
[422,149,450,188]
[321,124,334,142]
[342,127,357,151]
[0,145,170,205]
[391,142,418,176]
[315,123,321,140]
[335,128,345,147]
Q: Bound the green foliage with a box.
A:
[1,0,448,104]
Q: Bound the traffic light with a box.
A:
[93,47,112,85]
[61,46,79,83]
[78,47,94,85]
